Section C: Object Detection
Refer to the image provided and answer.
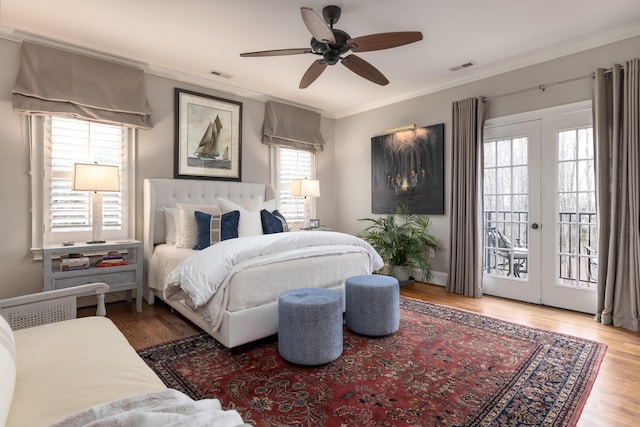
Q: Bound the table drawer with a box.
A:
[51,269,136,290]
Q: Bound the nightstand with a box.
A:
[42,240,143,312]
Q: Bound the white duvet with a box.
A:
[165,231,383,330]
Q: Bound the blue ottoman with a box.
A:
[278,288,343,365]
[345,275,399,336]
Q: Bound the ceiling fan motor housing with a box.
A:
[310,29,351,65]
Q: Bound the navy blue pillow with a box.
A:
[272,209,289,232]
[220,210,240,240]
[261,209,284,234]
[193,210,212,250]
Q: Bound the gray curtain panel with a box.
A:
[593,58,640,331]
[447,97,486,297]
[12,41,153,129]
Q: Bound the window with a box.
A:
[31,116,134,251]
[272,147,315,224]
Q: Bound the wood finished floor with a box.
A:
[82,282,640,426]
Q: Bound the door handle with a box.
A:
[531,223,540,230]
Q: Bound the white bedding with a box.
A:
[164,231,383,330]
[49,389,248,427]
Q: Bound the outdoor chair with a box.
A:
[486,227,528,278]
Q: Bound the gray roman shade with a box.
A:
[12,42,153,129]
[262,101,325,152]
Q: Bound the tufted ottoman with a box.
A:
[277,288,343,365]
[345,274,400,336]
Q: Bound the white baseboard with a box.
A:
[406,267,447,286]
[429,271,448,286]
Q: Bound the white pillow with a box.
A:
[217,197,276,238]
[0,315,16,427]
[175,203,222,248]
[163,207,178,245]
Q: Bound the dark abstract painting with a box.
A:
[371,123,444,214]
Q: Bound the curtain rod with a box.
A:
[484,73,595,102]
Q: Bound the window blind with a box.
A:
[263,101,325,152]
[13,42,153,129]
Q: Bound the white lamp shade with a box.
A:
[72,163,120,192]
[291,179,320,197]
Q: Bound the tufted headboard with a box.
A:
[142,178,276,283]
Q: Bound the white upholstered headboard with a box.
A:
[142,178,276,283]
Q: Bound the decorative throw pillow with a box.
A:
[0,315,16,426]
[217,197,276,238]
[272,209,289,232]
[220,211,240,241]
[193,211,212,250]
[175,203,221,248]
[261,209,284,234]
[163,207,178,245]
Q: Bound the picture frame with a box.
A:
[174,88,242,181]
[310,219,320,229]
[370,123,445,214]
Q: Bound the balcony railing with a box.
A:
[483,210,597,287]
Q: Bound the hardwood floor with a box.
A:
[84,282,640,426]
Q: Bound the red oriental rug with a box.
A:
[138,297,606,426]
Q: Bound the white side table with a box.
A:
[42,240,143,312]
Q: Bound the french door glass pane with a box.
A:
[556,127,597,289]
[484,137,529,279]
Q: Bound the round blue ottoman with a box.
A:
[278,288,343,365]
[345,275,400,336]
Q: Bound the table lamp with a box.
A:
[72,162,120,243]
[291,178,320,229]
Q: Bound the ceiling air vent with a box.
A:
[450,61,476,72]
[209,70,232,78]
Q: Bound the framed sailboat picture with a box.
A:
[174,88,242,181]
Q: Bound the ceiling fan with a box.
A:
[240,5,423,89]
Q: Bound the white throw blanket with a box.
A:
[48,389,249,427]
[165,231,383,329]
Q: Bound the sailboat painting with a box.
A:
[174,88,242,181]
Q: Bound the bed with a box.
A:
[143,178,383,349]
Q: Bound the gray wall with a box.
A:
[0,34,638,298]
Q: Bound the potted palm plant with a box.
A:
[357,202,439,283]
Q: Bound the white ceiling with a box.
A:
[2,0,640,118]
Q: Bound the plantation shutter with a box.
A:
[13,41,153,129]
[45,116,127,237]
[277,148,314,221]
[263,101,325,153]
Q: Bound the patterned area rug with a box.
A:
[138,297,605,426]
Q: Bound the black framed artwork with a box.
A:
[174,88,242,181]
[370,123,445,214]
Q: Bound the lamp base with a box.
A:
[303,197,312,229]
[91,192,104,243]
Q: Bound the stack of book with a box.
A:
[60,256,90,271]
[96,251,128,268]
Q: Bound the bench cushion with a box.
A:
[7,316,165,427]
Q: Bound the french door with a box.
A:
[482,104,597,314]
[482,121,541,304]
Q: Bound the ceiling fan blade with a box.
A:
[299,60,328,89]
[341,54,389,86]
[300,7,336,44]
[347,31,423,52]
[240,48,312,57]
